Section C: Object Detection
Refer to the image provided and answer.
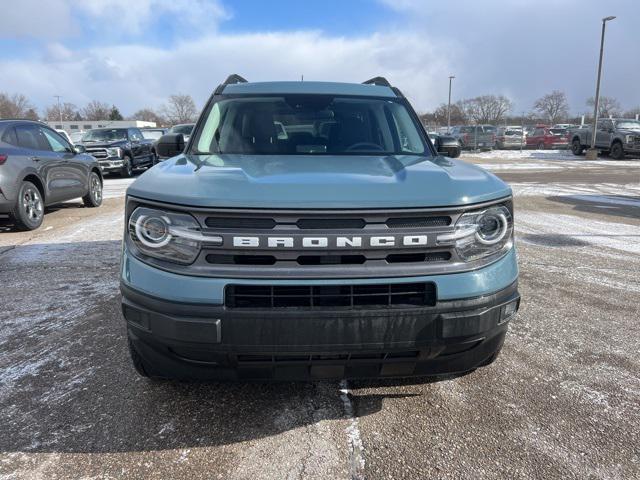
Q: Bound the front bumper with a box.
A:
[121,247,520,380]
[98,158,124,172]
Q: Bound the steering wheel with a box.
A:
[345,142,385,152]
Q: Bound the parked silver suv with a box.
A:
[0,120,103,230]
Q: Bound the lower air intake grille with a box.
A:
[225,282,437,309]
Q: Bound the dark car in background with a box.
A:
[79,127,156,177]
[0,120,103,230]
[526,126,569,149]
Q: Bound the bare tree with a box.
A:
[533,90,569,125]
[131,108,167,126]
[161,94,198,124]
[586,96,621,118]
[0,93,37,119]
[45,102,81,121]
[466,95,513,124]
[82,100,111,121]
[432,102,468,126]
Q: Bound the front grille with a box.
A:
[86,148,108,159]
[225,282,437,309]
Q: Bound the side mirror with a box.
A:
[434,136,444,153]
[74,145,86,154]
[156,133,185,158]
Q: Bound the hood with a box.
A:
[127,154,511,209]
[80,140,128,148]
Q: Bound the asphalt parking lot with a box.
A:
[1,150,639,480]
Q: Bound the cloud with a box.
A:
[0,30,454,116]
[0,0,229,40]
[0,0,75,39]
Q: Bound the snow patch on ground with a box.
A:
[511,182,640,198]
[339,380,365,479]
[516,211,640,255]
[103,177,135,199]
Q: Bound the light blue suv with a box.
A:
[120,75,520,381]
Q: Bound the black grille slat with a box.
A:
[385,216,451,228]
[226,282,436,309]
[205,217,276,229]
[296,218,366,229]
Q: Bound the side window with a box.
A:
[1,127,18,146]
[15,125,52,151]
[42,128,72,153]
[130,129,143,141]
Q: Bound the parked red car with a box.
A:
[526,126,570,149]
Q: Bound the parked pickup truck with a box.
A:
[79,127,157,177]
[570,118,640,159]
[120,76,520,381]
[450,125,496,150]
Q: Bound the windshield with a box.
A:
[82,129,128,142]
[141,130,164,140]
[170,124,195,135]
[616,121,640,130]
[549,128,567,135]
[192,95,428,155]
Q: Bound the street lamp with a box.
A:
[447,75,455,134]
[54,95,63,124]
[586,15,616,160]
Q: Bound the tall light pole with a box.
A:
[54,95,63,124]
[447,75,455,133]
[586,16,616,159]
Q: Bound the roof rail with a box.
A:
[362,76,391,87]
[223,74,248,85]
[214,74,248,95]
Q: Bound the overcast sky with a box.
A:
[1,0,638,117]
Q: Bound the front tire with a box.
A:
[82,171,103,208]
[10,181,44,231]
[610,141,625,160]
[128,337,152,378]
[571,139,584,156]
[120,155,134,178]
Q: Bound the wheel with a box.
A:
[571,139,584,156]
[120,155,134,178]
[10,181,44,231]
[128,337,152,378]
[82,171,103,208]
[537,142,545,150]
[610,141,625,160]
[150,151,158,166]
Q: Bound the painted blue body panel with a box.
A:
[128,154,511,209]
[121,247,519,305]
[222,81,396,98]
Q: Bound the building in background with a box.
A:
[46,120,156,133]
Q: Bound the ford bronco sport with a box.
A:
[120,75,520,381]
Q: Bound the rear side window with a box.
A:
[42,128,72,153]
[15,124,52,151]
[1,127,18,146]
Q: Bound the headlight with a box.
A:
[625,135,634,144]
[437,204,513,261]
[107,147,122,158]
[128,207,221,265]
